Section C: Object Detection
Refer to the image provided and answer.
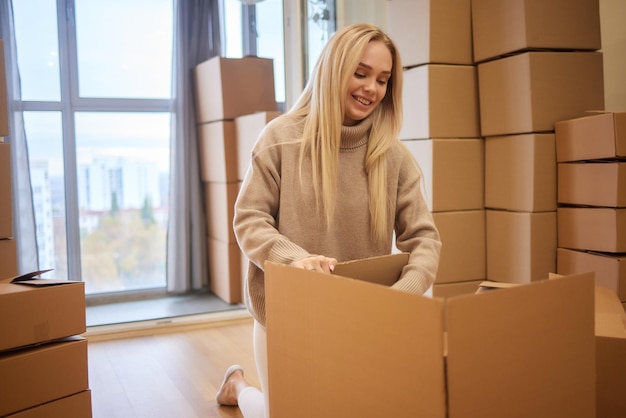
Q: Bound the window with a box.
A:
[10,0,288,297]
[12,0,173,294]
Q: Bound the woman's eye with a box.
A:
[377,79,388,85]
[354,73,366,78]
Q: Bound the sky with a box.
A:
[11,0,288,176]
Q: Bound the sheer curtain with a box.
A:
[167,0,221,293]
[0,0,39,275]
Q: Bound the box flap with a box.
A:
[4,269,79,287]
[475,280,519,292]
[265,259,447,418]
[331,253,409,286]
[1,269,53,284]
[595,285,626,338]
[445,273,596,418]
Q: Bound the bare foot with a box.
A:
[216,365,249,406]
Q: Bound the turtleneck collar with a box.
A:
[340,115,373,151]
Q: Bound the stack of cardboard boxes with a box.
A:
[473,0,605,284]
[555,111,626,312]
[387,0,486,297]
[0,276,91,417]
[193,55,279,303]
[0,40,92,418]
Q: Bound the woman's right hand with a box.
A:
[291,255,337,274]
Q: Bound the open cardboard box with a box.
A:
[265,254,596,418]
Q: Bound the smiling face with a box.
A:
[343,40,393,126]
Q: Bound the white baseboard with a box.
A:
[83,308,253,342]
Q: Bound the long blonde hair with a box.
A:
[288,23,404,242]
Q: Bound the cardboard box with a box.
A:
[207,236,242,304]
[204,181,240,243]
[6,390,92,418]
[557,207,626,253]
[0,238,17,279]
[400,64,479,140]
[486,210,557,283]
[403,139,483,212]
[471,0,601,63]
[197,120,237,183]
[0,337,89,417]
[0,276,86,352]
[0,41,9,137]
[558,162,626,207]
[235,111,282,181]
[386,0,473,67]
[265,255,595,418]
[478,51,604,137]
[555,111,626,162]
[594,285,626,418]
[194,56,277,123]
[0,142,12,238]
[485,133,556,212]
[557,248,625,301]
[432,280,482,299]
[432,210,485,283]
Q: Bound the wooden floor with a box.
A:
[87,317,260,418]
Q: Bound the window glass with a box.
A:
[306,0,335,78]
[75,112,170,293]
[75,0,173,99]
[224,0,243,58]
[256,0,285,103]
[12,0,61,101]
[23,111,68,279]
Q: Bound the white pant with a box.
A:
[238,320,270,418]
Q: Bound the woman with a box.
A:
[216,23,441,417]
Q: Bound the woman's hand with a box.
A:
[291,255,338,274]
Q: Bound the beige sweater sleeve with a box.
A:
[390,143,442,294]
[233,119,311,272]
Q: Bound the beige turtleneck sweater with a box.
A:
[233,113,441,326]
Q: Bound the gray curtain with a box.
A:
[0,0,40,275]
[167,0,221,293]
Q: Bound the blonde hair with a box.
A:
[288,23,404,242]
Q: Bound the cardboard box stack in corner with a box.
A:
[555,111,626,308]
[387,0,485,298]
[264,254,602,418]
[193,55,280,303]
[0,40,92,416]
[472,0,605,284]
